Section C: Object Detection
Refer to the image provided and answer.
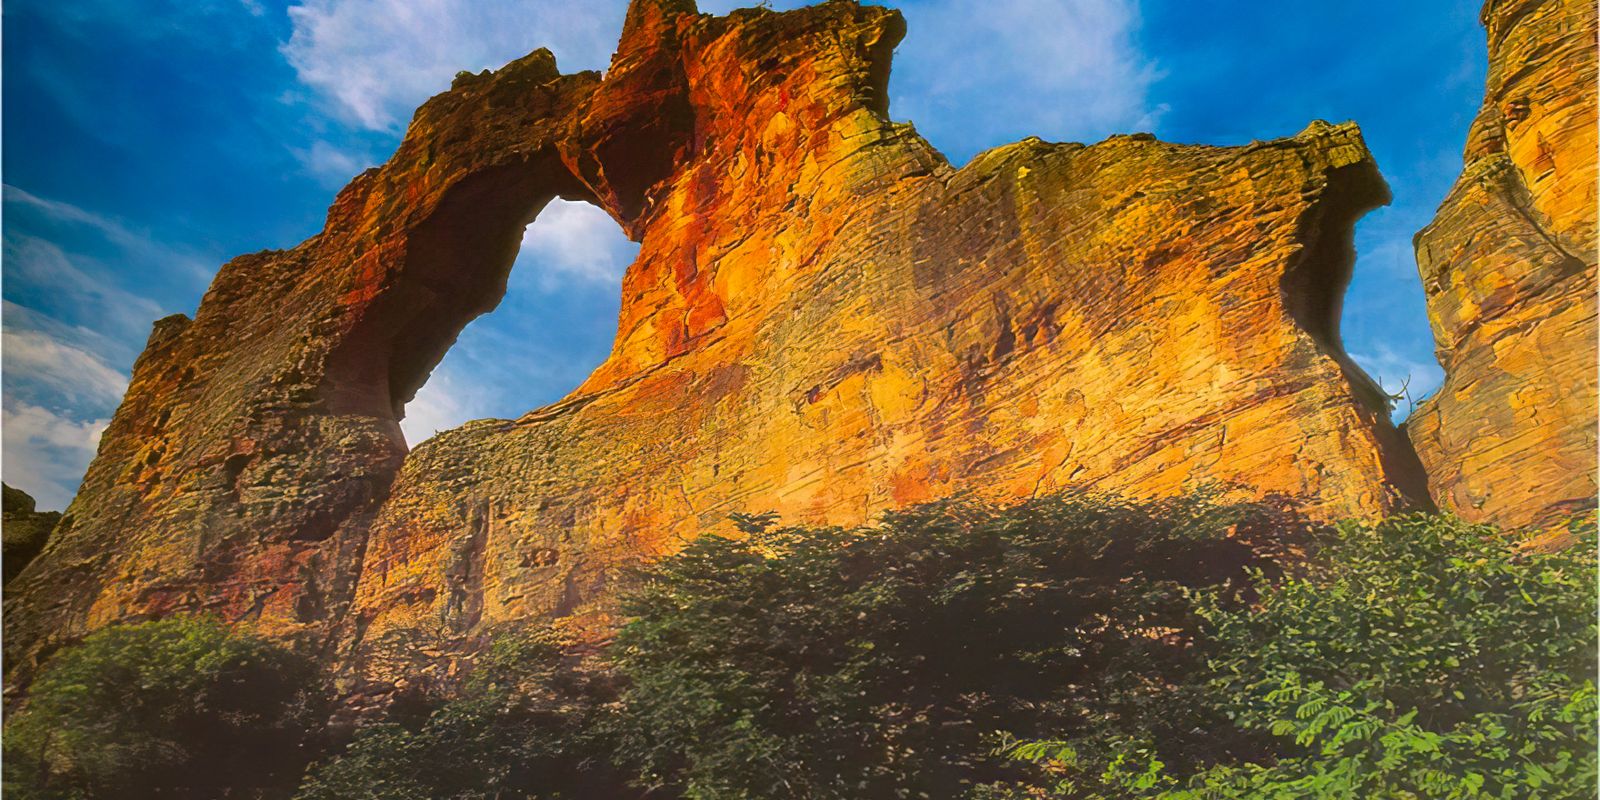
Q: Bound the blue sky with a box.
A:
[1,0,1485,509]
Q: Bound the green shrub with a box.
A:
[608,493,1298,799]
[295,626,628,800]
[999,514,1599,799]
[13,499,1585,800]
[3,616,320,799]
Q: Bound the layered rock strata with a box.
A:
[8,0,1441,684]
[1406,0,1598,530]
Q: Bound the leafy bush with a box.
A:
[3,616,320,799]
[999,514,1598,799]
[608,493,1299,799]
[295,626,628,800]
[12,499,1587,800]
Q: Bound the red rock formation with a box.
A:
[7,0,1430,685]
[1406,0,1597,530]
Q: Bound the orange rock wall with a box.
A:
[333,3,1428,696]
[1406,0,1597,529]
[10,0,1589,692]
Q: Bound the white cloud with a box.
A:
[885,0,1161,161]
[3,233,171,346]
[291,139,378,187]
[515,199,637,291]
[1,399,109,511]
[399,368,487,446]
[4,185,126,234]
[281,0,627,131]
[695,0,1164,163]
[1,327,130,408]
[1,189,185,508]
[279,0,1158,158]
[1,300,123,357]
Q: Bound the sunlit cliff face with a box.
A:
[1406,0,1598,530]
[5,0,1593,705]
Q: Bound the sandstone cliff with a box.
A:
[1406,0,1598,530]
[5,0,1589,691]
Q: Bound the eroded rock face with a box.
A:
[3,47,606,676]
[7,0,1428,685]
[1406,0,1597,530]
[2,485,59,586]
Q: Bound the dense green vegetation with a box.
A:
[609,494,1284,798]
[4,495,1593,799]
[994,513,1598,799]
[3,617,321,799]
[294,627,628,800]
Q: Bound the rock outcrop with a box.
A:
[2,485,59,585]
[333,39,1435,697]
[4,41,607,677]
[36,0,1596,690]
[1406,0,1597,531]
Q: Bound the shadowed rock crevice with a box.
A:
[1281,157,1393,413]
[1278,152,1435,510]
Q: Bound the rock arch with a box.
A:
[1,43,638,672]
[9,0,1460,691]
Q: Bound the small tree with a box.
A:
[3,616,321,799]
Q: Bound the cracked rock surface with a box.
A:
[1406,0,1597,531]
[6,0,1589,695]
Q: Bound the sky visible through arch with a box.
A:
[1,0,1485,509]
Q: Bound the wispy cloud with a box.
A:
[3,233,171,346]
[290,139,378,187]
[400,368,479,446]
[884,0,1162,162]
[281,0,626,131]
[278,0,1160,159]
[1,399,109,511]
[3,185,216,285]
[1350,341,1443,420]
[1,326,130,408]
[1,188,190,508]
[1345,204,1444,421]
[515,199,638,291]
[1,304,130,509]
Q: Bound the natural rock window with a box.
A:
[400,199,639,447]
